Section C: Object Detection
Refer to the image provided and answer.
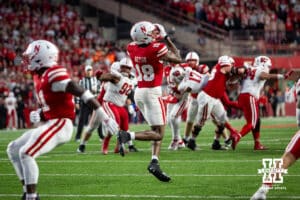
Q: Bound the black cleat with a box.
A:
[212,139,227,150]
[23,193,40,200]
[187,138,197,151]
[147,159,171,182]
[77,144,85,153]
[128,145,138,152]
[182,138,188,145]
[117,130,131,157]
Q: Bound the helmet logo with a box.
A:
[140,26,146,34]
[34,45,40,54]
[260,57,268,63]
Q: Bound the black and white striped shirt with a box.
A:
[76,76,100,104]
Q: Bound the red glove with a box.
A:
[284,70,294,79]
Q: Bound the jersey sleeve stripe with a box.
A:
[157,47,168,58]
[48,68,67,76]
[49,72,69,82]
[157,46,167,54]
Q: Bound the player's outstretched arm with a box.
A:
[100,73,121,84]
[65,80,119,133]
[259,70,293,80]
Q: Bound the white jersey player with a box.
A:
[232,56,293,150]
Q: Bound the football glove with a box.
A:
[30,109,41,124]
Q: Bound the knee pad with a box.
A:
[215,124,225,135]
[253,118,261,133]
[192,125,202,137]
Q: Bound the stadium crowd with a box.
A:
[0,0,293,130]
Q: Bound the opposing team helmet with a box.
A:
[253,56,272,69]
[218,55,233,66]
[170,65,185,84]
[185,51,199,65]
[120,57,133,69]
[130,21,155,45]
[23,40,59,71]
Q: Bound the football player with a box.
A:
[181,52,210,145]
[164,65,188,150]
[187,56,245,151]
[117,21,182,182]
[77,59,138,154]
[231,56,293,150]
[6,40,118,200]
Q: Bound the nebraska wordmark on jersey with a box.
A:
[127,41,168,88]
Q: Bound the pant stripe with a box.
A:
[25,119,62,156]
[286,130,300,153]
[103,101,115,120]
[199,104,208,126]
[158,97,166,124]
[250,96,257,127]
[30,119,66,157]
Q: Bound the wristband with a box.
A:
[164,35,169,40]
[277,74,284,79]
[81,90,94,103]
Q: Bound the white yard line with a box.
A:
[0,173,299,177]
[0,194,300,199]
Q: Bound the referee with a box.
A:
[75,65,100,141]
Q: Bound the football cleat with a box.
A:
[128,145,138,152]
[77,144,85,153]
[177,140,186,149]
[117,130,131,157]
[224,138,232,148]
[168,140,178,150]
[250,185,269,200]
[182,138,189,145]
[147,159,171,182]
[187,138,197,150]
[254,143,268,150]
[212,139,222,150]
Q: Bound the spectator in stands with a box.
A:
[276,90,286,117]
[0,97,6,129]
[5,92,17,130]
[16,95,26,129]
[258,91,269,117]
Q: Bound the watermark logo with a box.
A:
[258,158,288,184]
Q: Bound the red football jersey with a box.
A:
[33,66,75,120]
[203,64,227,99]
[127,41,168,88]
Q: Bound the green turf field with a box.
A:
[0,117,299,200]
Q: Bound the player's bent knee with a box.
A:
[7,141,19,161]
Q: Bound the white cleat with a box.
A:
[178,140,185,149]
[168,140,178,150]
[250,185,269,200]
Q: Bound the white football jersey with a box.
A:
[178,70,208,94]
[103,72,134,107]
[240,67,266,99]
